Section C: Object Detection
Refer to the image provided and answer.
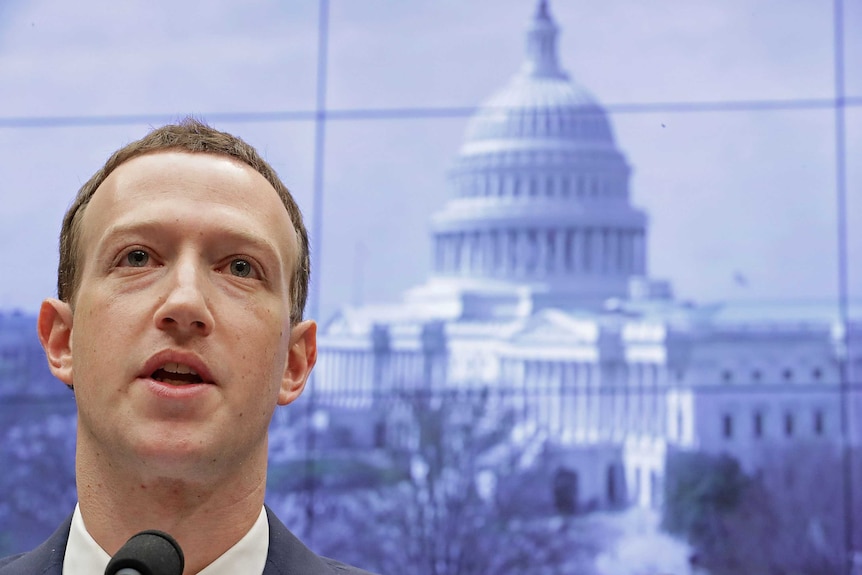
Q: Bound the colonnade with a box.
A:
[316,348,448,408]
[315,349,375,408]
[434,226,645,277]
[499,358,667,441]
[452,170,625,200]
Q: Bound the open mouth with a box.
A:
[151,362,205,385]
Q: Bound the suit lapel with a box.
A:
[0,515,70,575]
[262,506,334,575]
[1,508,346,575]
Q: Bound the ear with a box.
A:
[278,320,317,406]
[37,298,74,388]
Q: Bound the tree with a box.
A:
[0,409,77,556]
[663,446,845,575]
[271,390,613,575]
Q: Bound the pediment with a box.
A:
[321,309,359,336]
[508,309,599,346]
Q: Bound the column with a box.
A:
[605,229,617,274]
[575,362,587,440]
[549,362,561,436]
[582,229,592,273]
[633,231,646,274]
[616,230,625,273]
[484,231,492,275]
[589,363,600,439]
[436,236,445,274]
[633,363,641,435]
[555,228,567,276]
[358,352,369,408]
[604,364,614,439]
[462,233,472,275]
[350,351,360,408]
[508,229,518,274]
[517,230,530,276]
[499,229,510,275]
[536,229,547,277]
[545,230,556,274]
[620,230,632,275]
[487,230,497,275]
[568,229,579,273]
[595,228,606,275]
[473,231,483,274]
[340,351,349,407]
[521,360,531,420]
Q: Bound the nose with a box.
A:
[154,258,214,337]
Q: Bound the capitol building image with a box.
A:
[316,1,862,512]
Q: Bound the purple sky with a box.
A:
[0,0,859,322]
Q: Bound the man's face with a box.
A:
[48,151,314,480]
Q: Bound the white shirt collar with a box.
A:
[63,503,269,575]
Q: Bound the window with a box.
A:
[814,409,824,436]
[607,464,618,505]
[753,411,763,438]
[553,468,579,515]
[374,421,387,448]
[785,412,795,437]
[722,369,733,383]
[722,414,733,439]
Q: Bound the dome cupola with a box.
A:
[426,1,649,312]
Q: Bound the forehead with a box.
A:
[79,151,298,263]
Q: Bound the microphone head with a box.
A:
[105,530,185,575]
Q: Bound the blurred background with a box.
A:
[0,1,860,574]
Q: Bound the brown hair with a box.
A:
[58,118,309,324]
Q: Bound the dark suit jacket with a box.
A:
[0,507,377,575]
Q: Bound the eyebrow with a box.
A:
[97,219,288,266]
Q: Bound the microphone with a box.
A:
[105,530,185,575]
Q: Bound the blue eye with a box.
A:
[230,259,252,277]
[126,250,149,267]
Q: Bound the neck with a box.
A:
[76,441,268,575]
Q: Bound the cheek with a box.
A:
[237,306,288,378]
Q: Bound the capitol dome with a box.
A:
[462,0,615,152]
[425,0,649,313]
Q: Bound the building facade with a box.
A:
[316,0,862,512]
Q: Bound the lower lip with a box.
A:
[139,377,215,400]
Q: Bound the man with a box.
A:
[0,120,377,574]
